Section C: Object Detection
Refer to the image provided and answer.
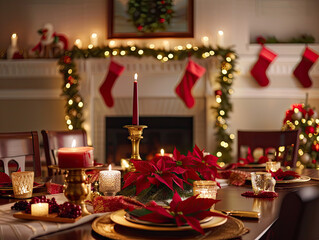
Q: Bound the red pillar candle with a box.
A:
[58,146,94,168]
[132,73,139,125]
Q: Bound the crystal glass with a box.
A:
[266,161,281,172]
[251,172,275,194]
[11,171,34,198]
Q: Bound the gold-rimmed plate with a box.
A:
[125,213,214,227]
[276,175,311,184]
[110,209,227,232]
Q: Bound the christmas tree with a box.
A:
[282,95,319,168]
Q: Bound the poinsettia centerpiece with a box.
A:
[118,145,220,202]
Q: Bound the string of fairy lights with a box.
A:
[58,43,237,163]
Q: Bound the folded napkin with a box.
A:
[0,172,12,187]
[92,196,146,213]
[46,182,64,194]
[219,170,250,186]
[270,168,300,180]
[241,191,278,198]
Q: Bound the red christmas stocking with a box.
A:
[251,46,277,87]
[175,59,206,108]
[293,47,319,88]
[99,60,125,107]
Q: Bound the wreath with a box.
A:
[127,0,173,33]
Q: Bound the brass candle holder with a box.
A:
[49,165,105,216]
[124,125,147,171]
[63,168,91,216]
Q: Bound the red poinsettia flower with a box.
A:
[122,158,186,195]
[190,145,220,180]
[171,148,201,183]
[159,18,165,23]
[270,168,300,180]
[127,192,225,234]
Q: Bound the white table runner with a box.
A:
[0,193,104,240]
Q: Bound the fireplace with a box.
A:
[105,116,193,165]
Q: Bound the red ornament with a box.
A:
[167,9,172,13]
[161,0,165,4]
[137,25,143,31]
[312,159,317,164]
[68,76,74,84]
[312,143,319,152]
[215,90,222,96]
[159,18,165,23]
[63,56,71,64]
[305,126,315,135]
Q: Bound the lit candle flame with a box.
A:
[71,139,76,148]
[218,30,224,36]
[134,73,138,82]
[12,33,17,39]
[109,164,112,171]
[160,149,165,156]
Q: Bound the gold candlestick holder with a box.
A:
[124,125,147,170]
[63,168,91,216]
[49,165,105,216]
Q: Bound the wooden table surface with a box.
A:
[1,168,319,240]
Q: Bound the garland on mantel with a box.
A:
[58,45,237,163]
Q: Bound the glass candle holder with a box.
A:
[99,167,121,196]
[193,180,217,199]
[251,172,276,194]
[11,171,34,199]
[266,161,281,172]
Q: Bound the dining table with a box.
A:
[1,168,318,240]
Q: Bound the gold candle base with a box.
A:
[64,169,91,216]
[124,125,147,171]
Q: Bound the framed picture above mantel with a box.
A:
[107,0,194,39]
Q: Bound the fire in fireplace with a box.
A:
[105,117,193,165]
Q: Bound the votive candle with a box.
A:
[99,165,121,195]
[132,73,139,125]
[31,203,49,216]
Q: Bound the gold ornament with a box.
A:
[300,153,311,165]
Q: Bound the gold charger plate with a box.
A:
[125,213,214,227]
[110,209,227,232]
[92,212,248,240]
[276,175,311,184]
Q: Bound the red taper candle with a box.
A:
[132,73,139,125]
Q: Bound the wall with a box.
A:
[0,0,319,161]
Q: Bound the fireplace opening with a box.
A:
[105,117,193,165]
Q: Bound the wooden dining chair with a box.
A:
[268,185,319,240]
[237,129,301,167]
[0,131,41,177]
[41,129,88,176]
